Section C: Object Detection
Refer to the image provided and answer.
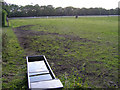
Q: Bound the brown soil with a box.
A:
[13,25,99,50]
[13,25,98,74]
[12,25,118,88]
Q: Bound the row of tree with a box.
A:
[2,2,119,17]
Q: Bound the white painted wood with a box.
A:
[30,74,52,83]
[26,55,63,89]
[28,60,48,73]
[30,79,63,89]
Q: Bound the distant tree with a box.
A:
[55,7,64,16]
[3,1,118,17]
[9,4,20,17]
[64,6,75,16]
[34,4,40,16]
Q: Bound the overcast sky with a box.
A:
[4,0,119,9]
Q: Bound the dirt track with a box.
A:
[13,25,101,76]
[12,25,118,88]
[13,25,99,50]
[13,25,94,74]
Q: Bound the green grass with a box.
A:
[2,27,27,89]
[3,16,118,88]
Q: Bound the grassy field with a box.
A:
[2,27,27,88]
[2,16,118,88]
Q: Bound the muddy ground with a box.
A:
[13,25,98,75]
[13,25,118,88]
[13,25,99,49]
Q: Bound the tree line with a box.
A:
[2,1,119,17]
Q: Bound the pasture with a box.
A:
[2,16,118,88]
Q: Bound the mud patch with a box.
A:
[13,25,99,50]
[13,25,98,75]
[15,25,34,30]
[12,25,118,88]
